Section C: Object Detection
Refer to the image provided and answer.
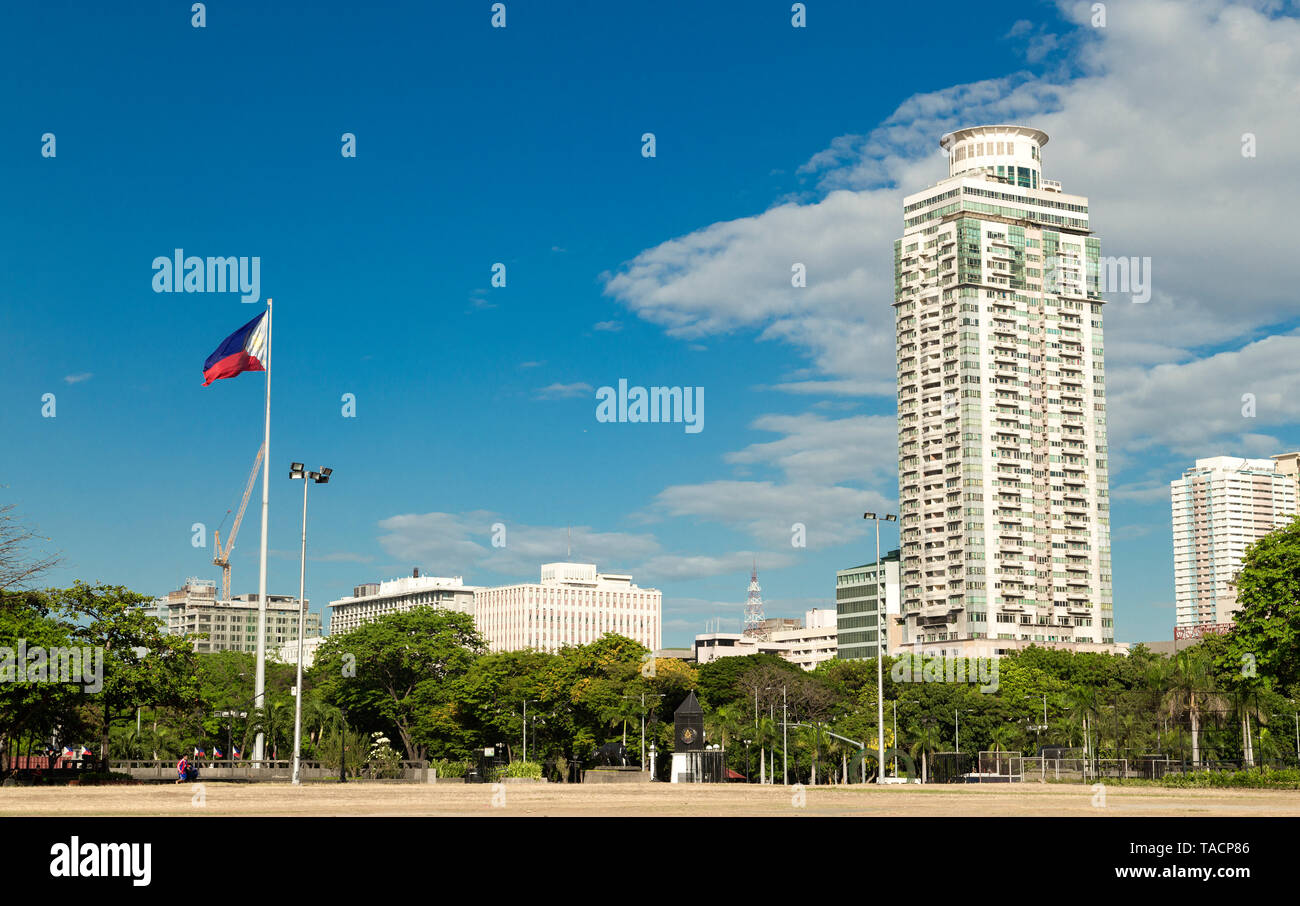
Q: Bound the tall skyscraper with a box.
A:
[894,125,1117,656]
[1171,457,1296,630]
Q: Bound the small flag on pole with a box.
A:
[233,745,242,759]
[194,745,206,757]
[202,311,268,386]
[214,746,224,759]
[62,746,75,757]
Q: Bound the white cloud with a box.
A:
[603,0,1300,389]
[63,373,92,384]
[1107,332,1300,455]
[534,382,593,400]
[724,412,897,486]
[376,511,661,579]
[375,512,787,585]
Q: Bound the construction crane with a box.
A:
[213,443,265,602]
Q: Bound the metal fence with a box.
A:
[108,759,429,782]
[1017,755,1298,782]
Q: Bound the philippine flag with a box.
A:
[194,745,206,757]
[62,746,75,757]
[202,311,268,386]
[232,745,242,759]
[214,746,224,759]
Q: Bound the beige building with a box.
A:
[894,124,1118,659]
[1171,457,1296,628]
[474,563,662,653]
[1272,452,1300,500]
[154,578,320,654]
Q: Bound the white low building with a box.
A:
[274,635,328,670]
[693,609,839,671]
[329,572,477,636]
[769,610,839,670]
[329,562,662,654]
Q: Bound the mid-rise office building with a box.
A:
[894,124,1118,657]
[328,571,477,636]
[1171,457,1296,628]
[836,550,901,660]
[474,562,662,653]
[154,578,320,654]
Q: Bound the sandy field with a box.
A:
[3,781,1299,817]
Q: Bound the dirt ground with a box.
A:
[4,781,1300,817]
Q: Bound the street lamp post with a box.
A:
[782,684,788,785]
[955,708,975,754]
[892,700,898,778]
[624,692,664,771]
[289,463,331,786]
[864,511,897,784]
[217,709,247,773]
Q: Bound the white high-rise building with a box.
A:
[473,563,662,653]
[1171,457,1296,629]
[894,125,1119,657]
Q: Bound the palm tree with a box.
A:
[990,723,1017,756]
[247,699,292,761]
[1164,649,1224,768]
[908,719,940,784]
[1066,686,1098,765]
[1228,687,1263,768]
[755,714,779,784]
[807,723,829,785]
[302,697,343,753]
[110,724,148,760]
[704,704,747,779]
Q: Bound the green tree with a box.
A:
[51,581,201,771]
[1229,516,1300,689]
[0,590,82,773]
[313,608,485,760]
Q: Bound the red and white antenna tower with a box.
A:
[743,560,766,639]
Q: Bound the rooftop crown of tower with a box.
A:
[940,124,1049,183]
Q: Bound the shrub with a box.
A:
[505,760,543,780]
[1161,768,1300,790]
[431,758,468,778]
[67,772,138,786]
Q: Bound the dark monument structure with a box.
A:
[671,691,723,783]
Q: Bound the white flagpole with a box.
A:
[253,298,272,764]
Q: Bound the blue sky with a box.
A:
[3,0,1299,646]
